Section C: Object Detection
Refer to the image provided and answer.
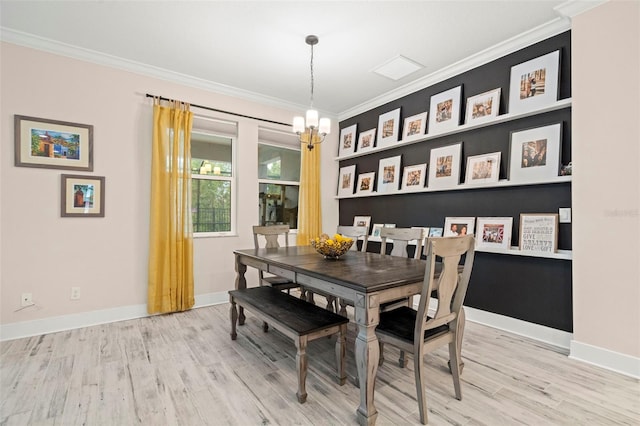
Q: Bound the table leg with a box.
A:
[235,257,247,325]
[354,294,379,426]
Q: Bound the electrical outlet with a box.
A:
[21,293,33,307]
[70,287,81,300]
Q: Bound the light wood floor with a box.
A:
[1,302,639,425]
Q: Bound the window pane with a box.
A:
[192,179,231,232]
[192,133,232,176]
[259,183,298,228]
[258,144,300,181]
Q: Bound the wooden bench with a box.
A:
[229,286,348,403]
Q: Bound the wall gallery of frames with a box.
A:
[337,31,572,332]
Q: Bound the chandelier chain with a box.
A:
[309,43,314,107]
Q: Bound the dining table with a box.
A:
[233,245,432,426]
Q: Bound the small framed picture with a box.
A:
[519,213,558,254]
[464,88,501,125]
[401,163,427,191]
[428,227,444,237]
[376,108,401,148]
[508,50,560,114]
[509,123,562,183]
[357,128,376,153]
[475,217,513,250]
[337,165,356,197]
[377,155,402,193]
[15,115,93,171]
[61,174,105,217]
[371,223,384,238]
[443,217,475,237]
[428,86,462,134]
[402,112,427,142]
[428,142,463,189]
[356,172,376,194]
[465,152,501,185]
[353,215,372,233]
[338,124,357,157]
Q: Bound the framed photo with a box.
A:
[357,128,376,153]
[61,174,105,217]
[377,155,402,193]
[353,215,372,233]
[465,88,501,125]
[15,115,93,171]
[371,223,384,238]
[428,227,443,237]
[465,152,501,185]
[338,124,357,157]
[428,142,462,189]
[402,112,427,142]
[509,123,562,183]
[428,86,462,134]
[519,213,558,254]
[401,163,427,191]
[508,50,560,114]
[475,217,513,250]
[443,217,475,237]
[337,165,356,197]
[356,172,376,194]
[376,108,401,148]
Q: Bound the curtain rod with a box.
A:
[145,93,291,127]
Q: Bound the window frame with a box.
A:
[191,127,237,238]
[258,140,301,230]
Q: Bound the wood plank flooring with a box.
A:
[1,302,639,425]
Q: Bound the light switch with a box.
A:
[559,208,571,223]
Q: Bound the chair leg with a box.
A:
[326,295,336,312]
[335,324,347,385]
[378,341,385,366]
[338,299,349,317]
[414,347,428,425]
[398,350,406,368]
[295,336,308,403]
[449,336,463,400]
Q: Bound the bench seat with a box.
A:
[229,286,348,403]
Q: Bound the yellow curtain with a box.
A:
[148,99,195,314]
[297,145,322,245]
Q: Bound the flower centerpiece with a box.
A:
[310,233,354,259]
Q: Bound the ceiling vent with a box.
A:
[372,55,424,81]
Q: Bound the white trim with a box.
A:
[570,340,640,379]
[554,0,608,18]
[0,291,228,342]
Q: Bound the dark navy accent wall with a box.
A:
[338,31,572,332]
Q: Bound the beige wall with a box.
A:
[572,0,640,359]
[0,42,338,328]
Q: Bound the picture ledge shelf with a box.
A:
[336,98,572,161]
[357,236,572,261]
[336,175,572,199]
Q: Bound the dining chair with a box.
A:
[376,235,475,425]
[252,225,300,292]
[378,227,425,313]
[336,225,369,252]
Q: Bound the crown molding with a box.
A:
[554,0,608,18]
[338,16,571,121]
[0,27,314,117]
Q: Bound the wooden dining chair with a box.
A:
[378,227,425,312]
[336,225,369,252]
[376,235,475,425]
[252,225,299,292]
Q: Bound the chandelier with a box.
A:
[293,35,331,151]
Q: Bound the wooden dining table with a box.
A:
[233,245,430,426]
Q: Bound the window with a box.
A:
[191,118,236,235]
[258,128,301,229]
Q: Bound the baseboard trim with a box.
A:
[570,340,640,379]
[0,291,228,342]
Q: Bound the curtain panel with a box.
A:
[148,100,195,314]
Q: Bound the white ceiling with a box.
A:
[1,1,587,119]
